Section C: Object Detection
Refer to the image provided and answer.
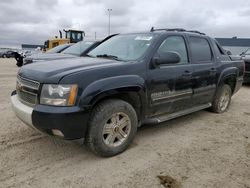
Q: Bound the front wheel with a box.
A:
[211,84,232,113]
[85,99,138,157]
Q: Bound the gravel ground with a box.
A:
[0,58,249,188]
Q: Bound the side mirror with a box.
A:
[240,52,245,56]
[152,51,181,67]
[226,50,232,55]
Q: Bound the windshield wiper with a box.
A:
[84,54,94,57]
[96,54,121,61]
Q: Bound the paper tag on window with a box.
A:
[135,36,153,41]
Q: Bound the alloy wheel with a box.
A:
[102,112,131,147]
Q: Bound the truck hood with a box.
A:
[18,57,124,83]
[25,53,76,62]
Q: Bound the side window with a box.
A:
[157,36,188,64]
[212,40,225,57]
[52,42,59,48]
[189,37,212,62]
[72,33,76,40]
[215,43,225,55]
[77,33,82,40]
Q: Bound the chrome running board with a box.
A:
[143,103,212,125]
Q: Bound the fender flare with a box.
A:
[79,75,146,108]
[217,67,238,86]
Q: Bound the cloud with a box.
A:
[1,0,250,48]
[238,8,250,17]
[34,0,58,10]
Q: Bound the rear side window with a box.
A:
[189,37,212,62]
[215,43,225,55]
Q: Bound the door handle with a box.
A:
[210,68,217,75]
[182,71,192,78]
[210,68,216,72]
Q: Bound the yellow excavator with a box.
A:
[44,29,85,51]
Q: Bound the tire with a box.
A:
[2,54,6,58]
[210,84,232,113]
[85,99,138,157]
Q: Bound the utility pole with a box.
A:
[107,9,112,36]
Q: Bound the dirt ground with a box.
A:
[0,58,249,188]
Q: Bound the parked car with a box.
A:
[20,49,42,58]
[1,50,16,58]
[16,44,73,67]
[23,41,100,65]
[0,49,6,57]
[240,48,250,83]
[11,28,244,157]
[45,43,72,54]
[20,50,32,57]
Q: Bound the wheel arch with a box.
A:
[217,67,238,93]
[90,88,145,121]
[79,75,147,121]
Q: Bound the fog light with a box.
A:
[52,129,64,137]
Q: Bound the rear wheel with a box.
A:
[85,99,138,157]
[211,84,232,113]
[2,54,6,58]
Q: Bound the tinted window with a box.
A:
[157,36,188,64]
[189,37,212,62]
[215,43,225,55]
[212,40,225,57]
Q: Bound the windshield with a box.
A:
[245,48,250,55]
[62,41,94,56]
[46,44,70,53]
[88,34,155,61]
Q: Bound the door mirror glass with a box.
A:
[152,51,181,66]
[226,50,232,55]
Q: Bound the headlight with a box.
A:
[40,84,78,106]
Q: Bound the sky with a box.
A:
[1,0,250,48]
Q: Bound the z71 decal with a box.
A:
[151,89,193,101]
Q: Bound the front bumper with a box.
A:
[244,71,250,83]
[11,93,33,128]
[11,93,90,140]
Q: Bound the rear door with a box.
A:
[188,36,217,106]
[147,35,193,117]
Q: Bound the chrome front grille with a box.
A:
[17,75,39,89]
[16,75,40,107]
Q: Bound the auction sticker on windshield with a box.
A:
[135,36,153,41]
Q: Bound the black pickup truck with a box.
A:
[11,28,244,157]
[241,48,250,83]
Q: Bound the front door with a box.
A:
[147,35,193,117]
